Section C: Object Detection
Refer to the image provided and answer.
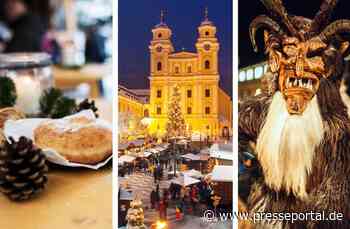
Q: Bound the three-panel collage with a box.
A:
[0,0,350,229]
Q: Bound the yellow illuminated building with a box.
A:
[118,86,149,141]
[147,10,232,139]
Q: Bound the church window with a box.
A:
[157,62,162,71]
[175,66,179,73]
[205,89,210,97]
[158,33,162,38]
[205,107,210,114]
[187,90,192,98]
[187,107,192,114]
[187,66,192,73]
[204,60,210,69]
[144,109,149,117]
[157,90,162,98]
[157,106,162,115]
[205,31,210,36]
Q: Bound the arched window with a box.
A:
[158,33,162,38]
[187,66,192,73]
[205,31,210,36]
[204,60,210,70]
[144,109,149,117]
[175,66,179,73]
[157,62,162,71]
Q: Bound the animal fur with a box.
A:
[239,78,350,228]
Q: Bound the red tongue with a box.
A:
[286,94,307,114]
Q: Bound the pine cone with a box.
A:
[76,99,99,118]
[0,137,48,201]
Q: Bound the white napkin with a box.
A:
[4,110,112,170]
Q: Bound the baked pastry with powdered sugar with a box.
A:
[34,116,112,165]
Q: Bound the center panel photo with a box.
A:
[118,0,233,228]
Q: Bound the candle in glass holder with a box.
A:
[13,76,42,115]
[0,53,52,115]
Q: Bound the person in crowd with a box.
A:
[175,206,182,220]
[3,0,48,52]
[190,185,198,214]
[149,163,154,176]
[155,184,160,209]
[159,199,166,220]
[153,165,158,183]
[169,183,175,200]
[150,189,157,209]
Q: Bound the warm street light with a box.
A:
[151,220,168,229]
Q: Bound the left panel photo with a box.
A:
[0,0,113,228]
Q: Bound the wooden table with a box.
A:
[0,100,113,229]
[53,64,111,98]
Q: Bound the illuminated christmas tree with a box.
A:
[126,198,146,229]
[166,86,186,138]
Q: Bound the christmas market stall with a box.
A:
[211,165,233,207]
[209,143,233,167]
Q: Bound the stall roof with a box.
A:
[211,165,233,182]
[118,143,129,150]
[170,175,200,186]
[118,155,136,164]
[182,169,202,178]
[160,143,170,148]
[143,151,152,157]
[154,146,165,152]
[119,189,134,201]
[129,139,144,147]
[199,153,210,161]
[181,153,200,161]
[210,143,233,161]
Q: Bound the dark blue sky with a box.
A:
[118,0,233,96]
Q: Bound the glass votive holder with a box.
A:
[0,53,53,115]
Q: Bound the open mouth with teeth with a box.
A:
[280,73,320,115]
[285,77,318,92]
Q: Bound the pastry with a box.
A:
[34,116,112,164]
[0,107,25,129]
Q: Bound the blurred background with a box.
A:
[0,0,113,102]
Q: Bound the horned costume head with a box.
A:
[250,0,350,114]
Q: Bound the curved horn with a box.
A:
[308,0,338,37]
[249,15,284,52]
[260,0,301,39]
[318,20,350,44]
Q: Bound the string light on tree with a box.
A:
[166,86,186,138]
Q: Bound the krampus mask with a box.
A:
[250,0,350,114]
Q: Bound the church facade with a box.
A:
[147,10,232,139]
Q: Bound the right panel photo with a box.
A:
[239,0,350,228]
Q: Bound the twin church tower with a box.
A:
[148,9,231,139]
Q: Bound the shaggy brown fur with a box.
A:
[239,78,350,228]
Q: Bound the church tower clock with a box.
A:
[149,11,174,76]
[195,8,220,75]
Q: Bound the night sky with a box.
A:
[239,0,350,68]
[118,0,233,96]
